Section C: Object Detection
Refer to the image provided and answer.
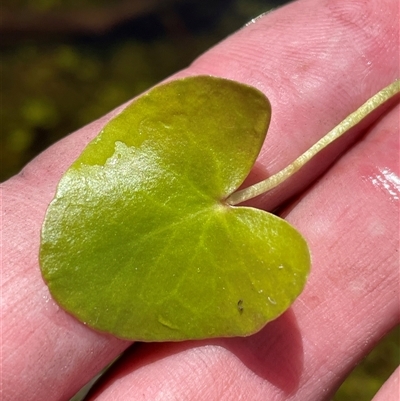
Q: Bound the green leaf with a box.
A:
[40,76,310,341]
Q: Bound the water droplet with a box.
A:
[369,167,400,201]
[42,294,50,303]
[267,296,276,305]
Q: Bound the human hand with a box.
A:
[2,0,399,400]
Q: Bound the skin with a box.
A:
[1,0,399,399]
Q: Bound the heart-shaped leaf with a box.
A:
[40,76,310,341]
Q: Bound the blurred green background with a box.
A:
[1,0,398,399]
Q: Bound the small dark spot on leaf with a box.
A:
[237,299,243,314]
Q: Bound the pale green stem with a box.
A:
[226,79,400,206]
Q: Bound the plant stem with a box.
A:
[226,79,400,206]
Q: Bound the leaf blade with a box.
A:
[40,76,310,341]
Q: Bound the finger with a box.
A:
[189,0,399,210]
[372,367,400,401]
[87,88,400,401]
[2,179,131,400]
